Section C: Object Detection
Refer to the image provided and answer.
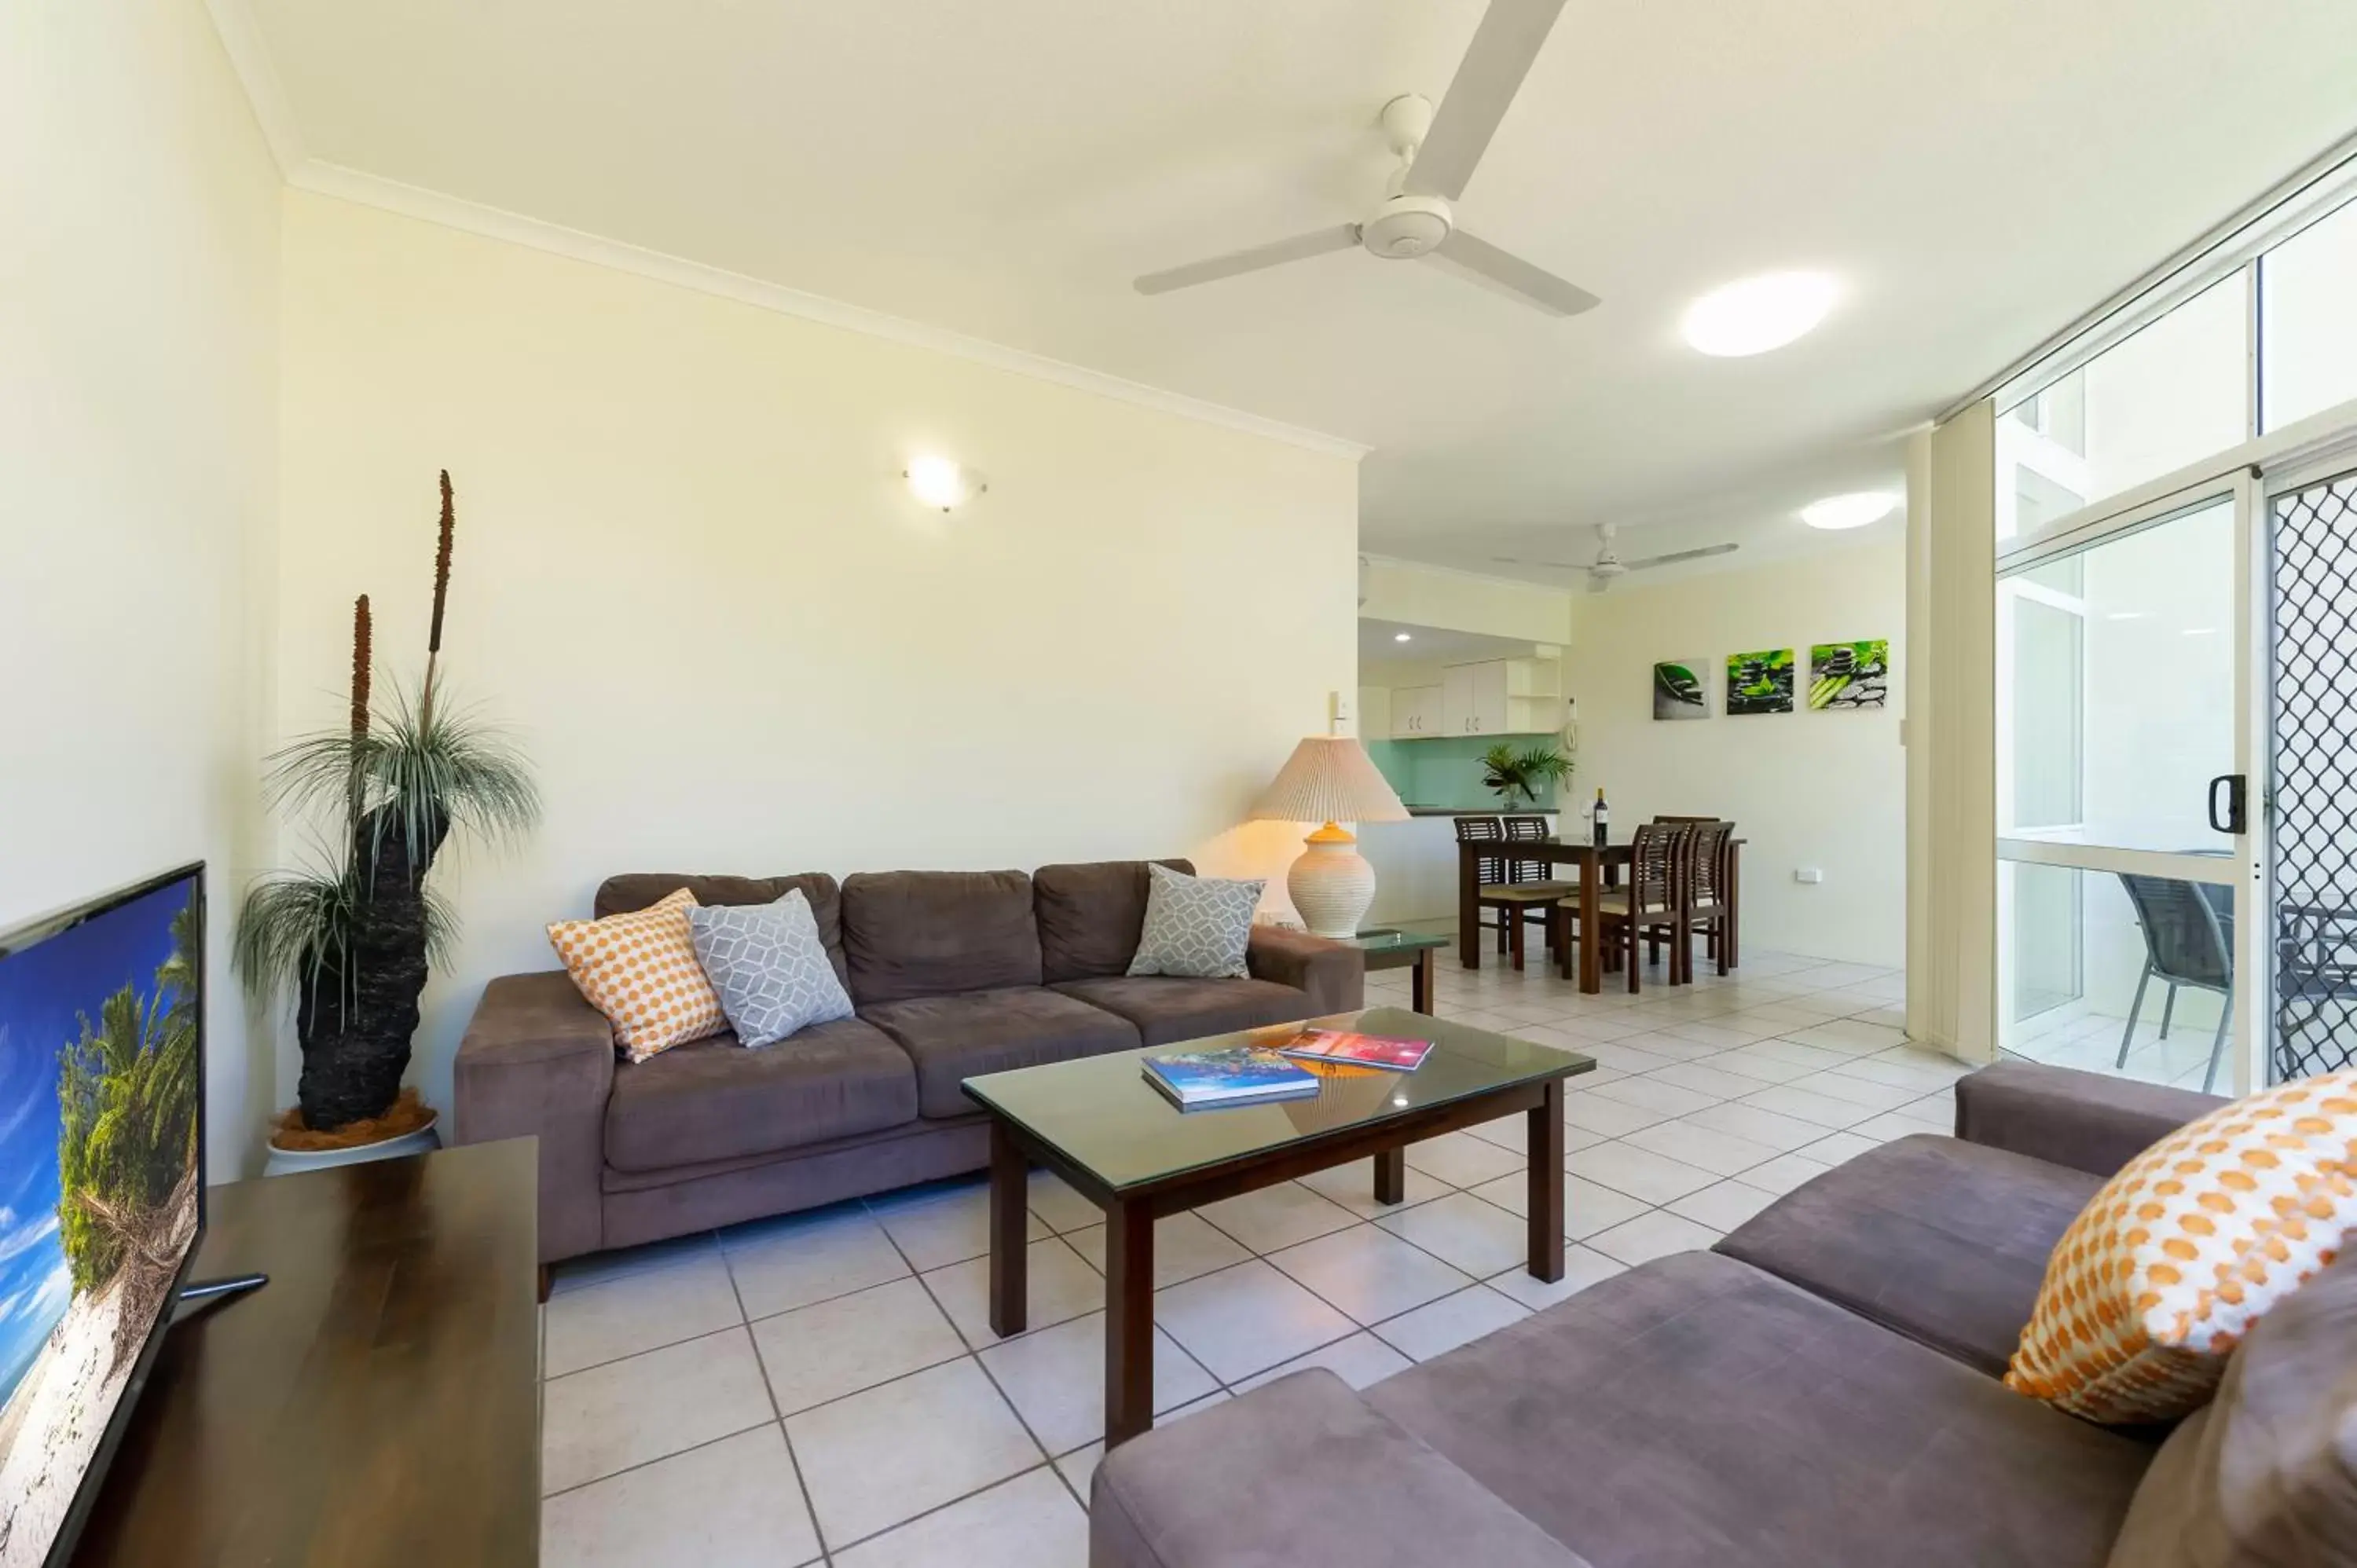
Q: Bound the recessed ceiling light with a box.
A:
[1682,271,1838,357]
[1394,632,1413,643]
[1799,491,1898,531]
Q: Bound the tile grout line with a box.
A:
[728,1233,834,1568]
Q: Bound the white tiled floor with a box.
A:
[539,944,1950,1566]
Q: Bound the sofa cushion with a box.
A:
[1368,1251,2154,1568]
[1032,859,1191,983]
[603,1015,918,1171]
[1127,863,1263,980]
[1715,1132,2099,1378]
[863,986,1141,1117]
[1093,1368,1593,1568]
[595,872,849,986]
[1050,975,1311,1047]
[2006,1070,2357,1426]
[2104,1253,2357,1568]
[841,870,1042,1006]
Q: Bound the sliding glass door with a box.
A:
[1996,478,2258,1093]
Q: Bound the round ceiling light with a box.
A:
[1681,271,1838,357]
[1394,632,1413,643]
[1800,491,1899,531]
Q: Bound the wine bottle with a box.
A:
[1592,786,1609,848]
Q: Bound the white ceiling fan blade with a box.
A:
[1428,229,1600,317]
[1134,224,1362,295]
[1404,0,1568,200]
[1622,543,1741,571]
[1491,554,1593,570]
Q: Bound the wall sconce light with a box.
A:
[904,455,986,512]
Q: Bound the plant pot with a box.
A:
[263,1108,441,1177]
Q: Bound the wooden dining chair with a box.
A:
[1678,820,1735,982]
[1455,815,1569,972]
[1596,821,1690,993]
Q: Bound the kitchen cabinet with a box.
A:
[1389,684,1444,738]
[1439,658,1563,737]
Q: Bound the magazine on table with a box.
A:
[1274,1028,1435,1072]
[1141,1046,1321,1109]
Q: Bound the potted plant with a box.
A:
[235,472,539,1172]
[1479,740,1574,809]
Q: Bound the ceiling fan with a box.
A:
[1495,525,1739,592]
[1132,0,1598,318]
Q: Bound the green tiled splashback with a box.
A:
[1364,735,1563,811]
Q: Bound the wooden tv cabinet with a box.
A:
[74,1139,540,1566]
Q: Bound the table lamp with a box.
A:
[1248,736,1410,939]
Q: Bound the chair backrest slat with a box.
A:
[1627,821,1685,913]
[1501,815,1552,883]
[1455,815,1506,887]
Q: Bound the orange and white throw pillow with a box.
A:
[548,888,727,1063]
[2006,1071,2357,1423]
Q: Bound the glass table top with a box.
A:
[960,1006,1593,1194]
[1347,928,1451,954]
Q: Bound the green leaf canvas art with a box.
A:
[1809,639,1890,710]
[1725,649,1794,716]
[1652,659,1708,720]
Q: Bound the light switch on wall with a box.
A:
[1794,867,1824,885]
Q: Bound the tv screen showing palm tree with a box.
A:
[0,867,202,1566]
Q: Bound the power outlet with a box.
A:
[1794,868,1825,885]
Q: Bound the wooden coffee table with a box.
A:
[962,1007,1593,1449]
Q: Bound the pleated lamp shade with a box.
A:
[1248,737,1409,826]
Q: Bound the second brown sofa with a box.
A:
[453,859,1362,1268]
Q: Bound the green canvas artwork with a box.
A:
[1725,649,1794,716]
[1809,639,1890,710]
[1652,658,1708,720]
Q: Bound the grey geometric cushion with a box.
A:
[687,890,856,1048]
[1127,863,1265,980]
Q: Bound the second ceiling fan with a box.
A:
[1496,525,1739,592]
[1133,0,1598,318]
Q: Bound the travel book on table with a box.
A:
[1275,1028,1434,1072]
[1141,1046,1320,1109]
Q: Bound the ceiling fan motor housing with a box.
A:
[1362,193,1452,259]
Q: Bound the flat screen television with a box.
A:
[0,865,207,1567]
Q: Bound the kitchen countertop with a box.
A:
[1394,804,1562,818]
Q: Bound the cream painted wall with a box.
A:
[1360,556,1575,646]
[1563,543,1907,967]
[275,191,1360,1116]
[2,0,281,1177]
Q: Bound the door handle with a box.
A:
[2208,774,2246,836]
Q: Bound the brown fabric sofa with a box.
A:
[1092,1061,2357,1568]
[453,859,1362,1266]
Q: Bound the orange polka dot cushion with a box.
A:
[2005,1071,2357,1424]
[547,888,727,1063]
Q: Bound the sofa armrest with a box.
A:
[454,971,615,1264]
[1091,1368,1590,1568]
[1246,925,1364,1014]
[1954,1060,2224,1179]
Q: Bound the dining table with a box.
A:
[1456,834,1745,992]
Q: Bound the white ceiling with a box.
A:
[1357,617,1546,679]
[234,0,2357,582]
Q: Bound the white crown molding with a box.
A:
[203,0,304,173]
[291,162,1373,460]
[200,0,1367,460]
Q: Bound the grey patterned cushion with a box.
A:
[1127,864,1265,980]
[687,890,856,1048]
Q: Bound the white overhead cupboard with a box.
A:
[1385,658,1563,739]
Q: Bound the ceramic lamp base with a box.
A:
[1287,823,1376,940]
